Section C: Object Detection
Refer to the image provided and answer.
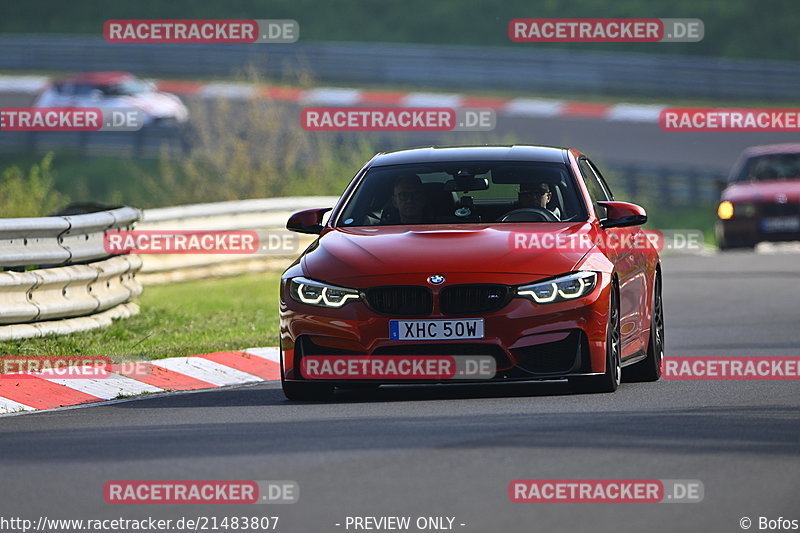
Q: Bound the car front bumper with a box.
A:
[279,273,613,384]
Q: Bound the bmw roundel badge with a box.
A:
[427,274,446,285]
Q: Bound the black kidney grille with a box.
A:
[440,284,510,314]
[366,286,433,315]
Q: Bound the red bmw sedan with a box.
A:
[280,146,663,400]
[716,144,800,249]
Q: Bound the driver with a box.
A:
[517,182,561,219]
[385,174,432,224]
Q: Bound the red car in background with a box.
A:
[716,144,800,249]
[280,146,663,400]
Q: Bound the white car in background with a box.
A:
[34,71,189,126]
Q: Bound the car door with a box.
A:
[579,158,648,357]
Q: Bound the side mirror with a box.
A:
[597,201,647,229]
[287,207,332,235]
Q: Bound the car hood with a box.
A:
[301,223,597,287]
[723,180,800,203]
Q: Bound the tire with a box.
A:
[623,273,664,382]
[716,224,755,251]
[280,349,334,401]
[718,238,755,251]
[281,379,335,401]
[569,283,621,394]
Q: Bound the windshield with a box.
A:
[735,153,800,182]
[54,83,103,96]
[107,79,150,96]
[337,161,588,226]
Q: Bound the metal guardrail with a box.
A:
[0,206,140,267]
[141,196,338,224]
[137,196,338,283]
[603,164,723,205]
[0,255,142,324]
[0,198,333,338]
[0,207,143,340]
[0,34,798,100]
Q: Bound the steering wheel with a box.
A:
[499,207,559,223]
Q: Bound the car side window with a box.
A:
[586,160,614,200]
[578,158,611,219]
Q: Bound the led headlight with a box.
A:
[717,201,734,220]
[289,277,361,308]
[516,271,597,304]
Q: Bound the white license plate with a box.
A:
[761,216,800,233]
[390,319,484,340]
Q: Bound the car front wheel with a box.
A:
[569,283,621,394]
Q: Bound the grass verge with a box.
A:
[0,272,282,361]
[644,204,717,246]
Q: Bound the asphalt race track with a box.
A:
[2,90,800,170]
[1,251,798,532]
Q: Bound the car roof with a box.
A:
[742,143,800,157]
[55,71,136,85]
[370,145,572,166]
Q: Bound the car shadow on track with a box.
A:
[315,381,579,404]
[111,380,583,409]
